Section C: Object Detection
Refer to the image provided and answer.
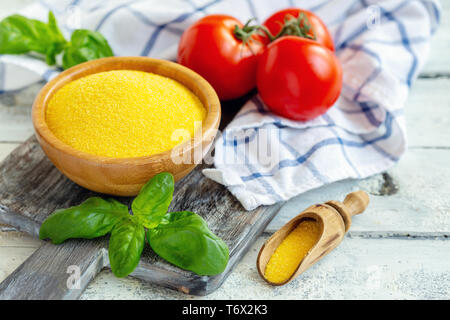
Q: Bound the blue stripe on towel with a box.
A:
[240,112,397,182]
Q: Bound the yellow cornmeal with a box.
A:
[264,220,321,284]
[46,70,206,158]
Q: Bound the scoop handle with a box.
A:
[343,191,370,216]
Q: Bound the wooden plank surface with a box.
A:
[1,67,449,299]
[0,136,280,298]
[405,78,450,148]
[267,148,450,234]
[0,144,19,161]
[80,236,450,300]
[0,232,40,283]
[421,0,450,75]
[0,239,106,300]
[0,83,38,143]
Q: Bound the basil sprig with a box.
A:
[0,11,113,69]
[39,172,229,278]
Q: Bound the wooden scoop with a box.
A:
[257,190,370,286]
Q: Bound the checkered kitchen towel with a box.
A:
[0,0,441,210]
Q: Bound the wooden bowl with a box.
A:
[32,57,221,196]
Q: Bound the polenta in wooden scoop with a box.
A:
[257,191,369,285]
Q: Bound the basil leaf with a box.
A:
[148,211,229,276]
[0,11,66,65]
[39,197,129,244]
[131,172,174,229]
[62,29,113,69]
[108,218,145,278]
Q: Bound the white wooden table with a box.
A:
[0,1,449,299]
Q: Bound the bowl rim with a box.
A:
[32,56,221,165]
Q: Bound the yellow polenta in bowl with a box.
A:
[32,57,221,196]
[46,70,206,158]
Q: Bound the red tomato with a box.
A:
[263,8,335,51]
[256,36,342,121]
[178,15,265,101]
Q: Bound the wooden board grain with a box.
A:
[0,136,281,298]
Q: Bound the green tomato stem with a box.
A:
[234,13,317,47]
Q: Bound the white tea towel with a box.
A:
[0,0,441,210]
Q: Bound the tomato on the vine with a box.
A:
[256,36,342,121]
[263,8,335,51]
[177,15,265,101]
[178,11,341,121]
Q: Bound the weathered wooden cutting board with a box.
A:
[0,135,281,299]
